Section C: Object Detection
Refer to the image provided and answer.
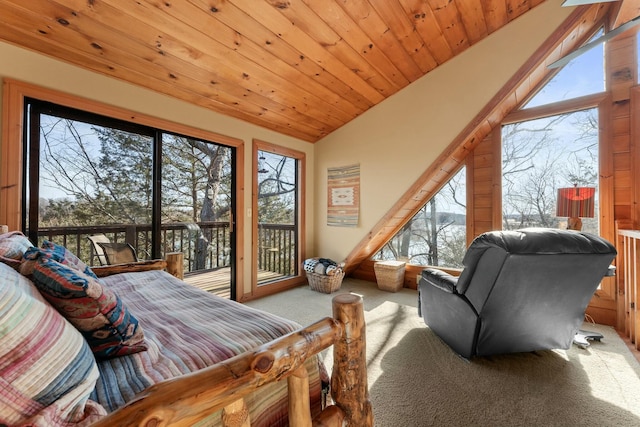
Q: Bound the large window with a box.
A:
[502,108,599,234]
[374,167,466,268]
[525,29,605,108]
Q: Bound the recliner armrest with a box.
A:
[420,268,458,294]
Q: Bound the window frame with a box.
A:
[251,139,306,298]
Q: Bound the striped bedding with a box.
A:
[92,269,325,426]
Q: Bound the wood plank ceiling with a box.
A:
[0,0,547,142]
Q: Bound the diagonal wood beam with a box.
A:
[342,3,611,275]
[609,0,640,29]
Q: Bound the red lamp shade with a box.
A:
[556,187,595,218]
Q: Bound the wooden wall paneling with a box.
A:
[0,80,23,231]
[468,129,499,242]
[590,28,630,327]
[465,152,475,245]
[626,85,640,334]
[607,32,637,103]
[612,133,631,152]
[587,94,617,326]
[491,129,503,232]
[632,87,640,234]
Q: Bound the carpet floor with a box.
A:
[246,278,640,427]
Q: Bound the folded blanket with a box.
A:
[303,257,343,276]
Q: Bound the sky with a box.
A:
[525,30,606,107]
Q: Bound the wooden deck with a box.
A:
[182,268,285,299]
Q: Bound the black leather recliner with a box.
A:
[418,228,617,359]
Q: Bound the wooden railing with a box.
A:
[616,225,640,351]
[37,222,295,275]
[258,223,296,276]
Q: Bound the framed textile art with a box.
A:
[327,164,360,227]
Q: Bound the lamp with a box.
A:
[556,185,595,231]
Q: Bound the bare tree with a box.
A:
[377,168,466,268]
[502,108,599,232]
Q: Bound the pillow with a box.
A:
[0,231,34,269]
[0,262,104,426]
[21,240,97,278]
[31,257,148,360]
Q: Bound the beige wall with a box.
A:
[0,41,314,295]
[313,0,573,262]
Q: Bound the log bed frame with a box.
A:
[86,257,374,426]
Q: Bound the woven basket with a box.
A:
[374,261,406,292]
[306,270,345,293]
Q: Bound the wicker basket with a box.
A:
[306,270,345,293]
[374,260,406,292]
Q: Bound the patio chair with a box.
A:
[418,228,617,359]
[87,234,138,266]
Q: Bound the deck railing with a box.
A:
[616,226,640,351]
[257,223,296,277]
[36,222,295,276]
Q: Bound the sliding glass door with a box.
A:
[24,98,237,299]
[161,134,235,299]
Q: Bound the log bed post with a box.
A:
[165,252,184,279]
[331,294,373,427]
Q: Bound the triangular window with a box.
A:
[524,29,605,108]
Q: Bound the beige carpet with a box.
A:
[246,278,640,427]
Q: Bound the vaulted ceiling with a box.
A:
[0,0,556,142]
[1,1,639,272]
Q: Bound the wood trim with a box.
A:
[632,87,640,231]
[491,129,503,231]
[465,152,475,246]
[585,94,618,326]
[250,139,306,300]
[0,80,24,232]
[0,78,245,300]
[504,92,608,124]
